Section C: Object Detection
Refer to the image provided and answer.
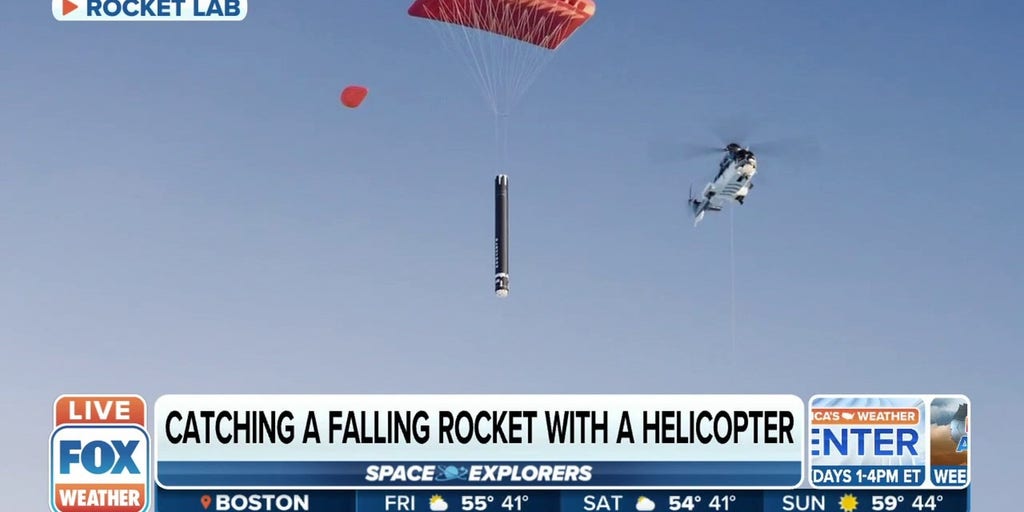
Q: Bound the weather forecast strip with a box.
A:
[808,395,970,490]
[153,488,970,512]
[153,394,805,489]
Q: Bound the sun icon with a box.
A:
[839,494,859,512]
[430,496,443,504]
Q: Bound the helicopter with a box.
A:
[689,143,757,226]
[648,124,819,227]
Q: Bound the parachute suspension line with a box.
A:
[498,9,564,112]
[422,2,573,117]
[422,2,578,173]
[427,8,499,114]
[494,111,510,171]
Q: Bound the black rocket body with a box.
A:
[494,174,509,297]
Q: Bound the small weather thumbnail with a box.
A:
[635,496,656,511]
[838,493,858,512]
[929,398,968,466]
[430,495,449,511]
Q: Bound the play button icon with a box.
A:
[53,0,80,19]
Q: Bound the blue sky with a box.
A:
[1,1,1021,509]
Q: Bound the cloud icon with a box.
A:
[636,496,655,511]
[429,496,448,512]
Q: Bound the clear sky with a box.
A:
[1,1,1021,509]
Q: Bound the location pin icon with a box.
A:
[201,495,212,510]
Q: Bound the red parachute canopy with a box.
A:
[340,86,368,108]
[408,0,596,50]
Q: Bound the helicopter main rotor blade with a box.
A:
[647,140,723,164]
[711,114,758,148]
[748,136,822,177]
[749,136,822,160]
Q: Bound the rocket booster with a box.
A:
[494,174,509,297]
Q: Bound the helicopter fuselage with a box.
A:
[691,148,757,225]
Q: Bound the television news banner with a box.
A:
[49,394,970,512]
